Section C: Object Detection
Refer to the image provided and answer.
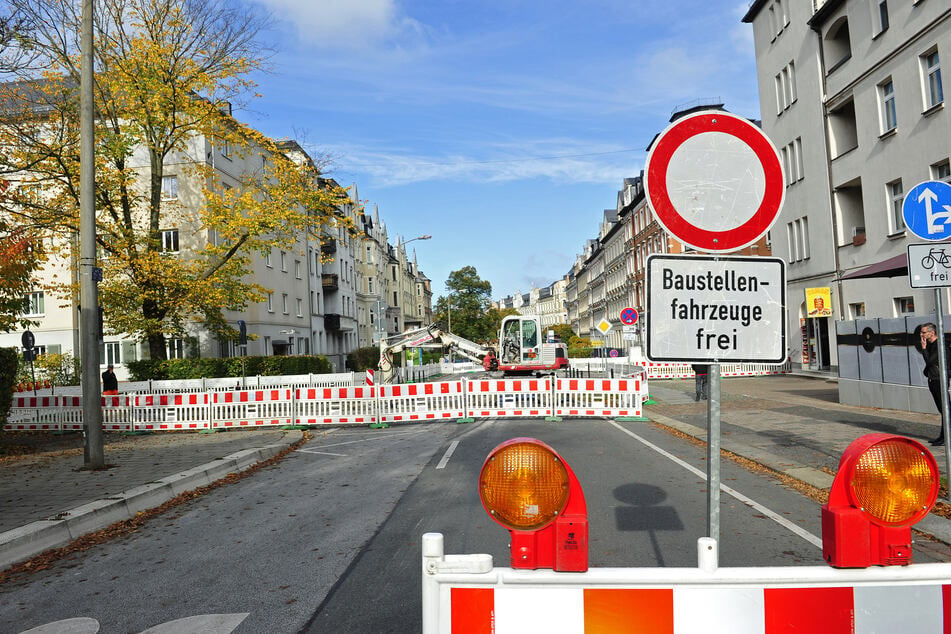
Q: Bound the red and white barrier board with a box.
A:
[5,395,69,431]
[377,381,466,423]
[212,389,293,428]
[134,393,210,431]
[422,534,951,634]
[466,378,553,418]
[554,378,644,418]
[296,386,377,425]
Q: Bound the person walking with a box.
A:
[692,363,709,401]
[919,323,946,446]
[101,364,119,395]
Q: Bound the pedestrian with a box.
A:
[918,323,946,446]
[692,363,709,401]
[101,364,119,395]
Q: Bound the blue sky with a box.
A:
[240,0,760,301]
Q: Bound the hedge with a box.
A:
[126,354,333,381]
[0,347,17,427]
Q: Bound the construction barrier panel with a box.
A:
[554,377,644,418]
[465,378,553,418]
[422,533,951,634]
[5,395,68,431]
[211,389,293,429]
[377,381,466,423]
[134,393,211,431]
[295,386,377,425]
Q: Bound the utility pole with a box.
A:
[80,0,103,468]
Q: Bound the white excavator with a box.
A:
[377,314,569,383]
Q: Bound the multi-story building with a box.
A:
[2,130,431,377]
[496,280,569,336]
[743,0,950,371]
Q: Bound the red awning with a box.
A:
[840,253,908,280]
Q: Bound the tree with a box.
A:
[433,266,494,343]
[0,0,358,358]
[549,323,575,343]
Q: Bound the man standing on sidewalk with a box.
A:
[919,323,946,446]
[692,363,709,401]
[101,364,118,395]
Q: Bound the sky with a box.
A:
[238,0,761,302]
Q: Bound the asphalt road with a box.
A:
[2,417,944,633]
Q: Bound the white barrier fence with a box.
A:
[4,376,648,432]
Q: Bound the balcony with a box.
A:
[322,273,338,291]
[325,313,341,331]
[320,240,337,255]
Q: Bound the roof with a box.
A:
[840,253,907,280]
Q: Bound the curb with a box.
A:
[0,431,302,570]
[642,411,951,546]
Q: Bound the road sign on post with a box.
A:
[646,254,786,363]
[902,180,951,241]
[620,307,638,325]
[644,110,785,253]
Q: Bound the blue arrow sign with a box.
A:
[903,180,951,241]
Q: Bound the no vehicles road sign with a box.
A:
[644,110,785,253]
[646,254,786,363]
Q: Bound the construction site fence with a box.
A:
[4,376,647,432]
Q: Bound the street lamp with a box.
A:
[404,234,432,245]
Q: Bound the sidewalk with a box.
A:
[0,429,302,569]
[642,371,951,546]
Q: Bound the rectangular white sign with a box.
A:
[646,254,786,363]
[907,243,951,288]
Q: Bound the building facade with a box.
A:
[743,0,950,370]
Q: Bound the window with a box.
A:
[922,50,944,110]
[22,291,44,316]
[876,1,889,35]
[265,250,272,268]
[794,137,804,181]
[280,251,287,271]
[281,293,288,314]
[267,292,273,312]
[850,302,866,318]
[101,341,121,366]
[295,259,301,279]
[160,228,179,253]
[161,175,178,199]
[296,298,303,317]
[887,179,904,232]
[167,338,185,359]
[896,297,915,314]
[879,79,897,132]
[932,159,951,183]
[220,140,232,159]
[368,277,374,293]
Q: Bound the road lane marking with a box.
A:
[436,441,459,469]
[609,421,822,549]
[309,428,433,450]
[297,449,348,457]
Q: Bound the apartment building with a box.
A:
[497,280,569,334]
[2,129,432,377]
[743,0,950,370]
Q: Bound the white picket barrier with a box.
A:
[465,377,553,418]
[554,377,645,418]
[4,395,67,431]
[133,393,211,431]
[377,381,467,424]
[295,385,377,425]
[102,395,134,431]
[211,388,294,429]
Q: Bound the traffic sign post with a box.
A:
[644,110,785,253]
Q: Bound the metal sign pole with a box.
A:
[935,290,951,502]
[706,364,721,543]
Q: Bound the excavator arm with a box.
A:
[378,325,493,383]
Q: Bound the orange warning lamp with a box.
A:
[479,437,588,572]
[822,433,939,568]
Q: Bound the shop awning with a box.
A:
[840,253,908,280]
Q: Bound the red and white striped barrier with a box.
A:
[377,381,466,423]
[366,369,374,386]
[422,534,951,634]
[5,395,69,431]
[134,393,211,431]
[295,386,377,425]
[466,378,553,418]
[554,377,643,418]
[212,389,293,429]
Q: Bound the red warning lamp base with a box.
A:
[821,505,912,568]
[510,514,588,572]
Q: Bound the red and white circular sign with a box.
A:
[644,110,785,253]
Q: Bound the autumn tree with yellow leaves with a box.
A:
[0,0,358,359]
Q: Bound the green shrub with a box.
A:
[347,346,380,372]
[127,355,333,380]
[0,347,17,427]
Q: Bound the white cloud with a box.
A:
[254,0,423,49]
